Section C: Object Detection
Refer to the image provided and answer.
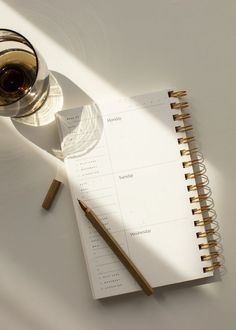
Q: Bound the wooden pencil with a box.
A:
[78,199,154,296]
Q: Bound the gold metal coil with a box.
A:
[187,181,206,191]
[183,159,199,168]
[168,90,187,98]
[201,252,219,261]
[173,113,191,121]
[192,205,211,215]
[169,89,221,274]
[185,169,205,180]
[194,217,213,226]
[203,262,221,273]
[190,193,209,203]
[171,102,189,109]
[197,228,216,238]
[180,147,198,156]
[178,136,194,144]
[199,240,217,249]
[176,125,193,133]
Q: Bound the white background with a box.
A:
[0,1,235,329]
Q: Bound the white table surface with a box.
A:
[0,1,235,329]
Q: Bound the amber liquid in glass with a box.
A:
[0,49,37,106]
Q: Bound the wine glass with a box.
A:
[0,28,50,118]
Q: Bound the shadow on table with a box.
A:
[11,71,93,157]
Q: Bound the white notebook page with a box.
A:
[56,90,212,299]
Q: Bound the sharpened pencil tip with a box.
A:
[78,199,88,212]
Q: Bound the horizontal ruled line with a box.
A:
[83,194,114,202]
[96,261,120,267]
[75,159,179,180]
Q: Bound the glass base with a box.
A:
[12,72,63,126]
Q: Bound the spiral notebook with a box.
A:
[56,89,221,299]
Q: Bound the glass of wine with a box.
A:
[0,29,50,117]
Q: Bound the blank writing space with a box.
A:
[115,161,191,229]
[126,219,204,286]
[104,104,179,172]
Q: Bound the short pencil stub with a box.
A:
[42,179,62,210]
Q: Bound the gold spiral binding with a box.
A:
[192,205,211,215]
[199,240,217,249]
[185,169,205,179]
[176,125,193,133]
[201,252,219,261]
[203,262,221,273]
[190,193,209,203]
[183,159,200,168]
[168,90,187,98]
[196,228,216,238]
[169,89,221,273]
[187,182,206,191]
[180,147,198,156]
[171,101,189,110]
[178,136,195,144]
[194,217,213,226]
[173,113,191,121]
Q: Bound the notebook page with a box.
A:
[56,90,212,299]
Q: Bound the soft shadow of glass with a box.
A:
[13,72,64,127]
[11,71,103,157]
[57,104,103,159]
